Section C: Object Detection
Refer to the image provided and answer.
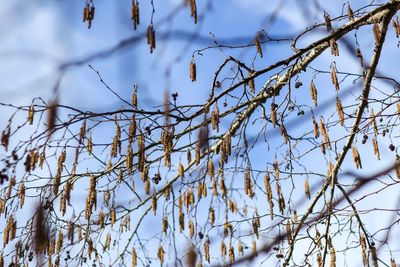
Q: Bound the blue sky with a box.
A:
[1,0,400,266]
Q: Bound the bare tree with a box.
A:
[1,1,400,266]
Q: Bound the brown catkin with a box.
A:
[132,247,137,267]
[395,155,400,180]
[83,4,94,28]
[373,20,381,43]
[271,103,277,128]
[48,238,55,256]
[162,217,168,234]
[279,125,288,145]
[79,120,86,144]
[9,219,16,241]
[220,241,226,258]
[56,230,63,253]
[141,165,149,183]
[391,258,397,267]
[244,167,254,198]
[315,230,322,249]
[195,143,200,165]
[330,246,336,267]
[356,48,364,67]
[228,198,237,213]
[0,199,5,215]
[360,235,367,266]
[178,161,185,178]
[39,149,46,169]
[229,245,235,263]
[205,238,211,263]
[320,117,332,150]
[197,182,203,200]
[211,104,220,132]
[264,174,274,220]
[107,159,113,171]
[219,176,227,196]
[304,177,310,199]
[131,0,140,30]
[152,194,157,215]
[348,2,355,22]
[255,36,263,58]
[138,134,145,172]
[98,211,105,228]
[252,216,259,239]
[336,97,345,126]
[31,149,38,171]
[248,70,255,93]
[110,207,116,226]
[252,240,258,256]
[147,25,156,53]
[238,242,243,256]
[132,84,138,108]
[28,105,35,125]
[186,245,197,267]
[104,191,111,207]
[85,175,97,219]
[128,116,137,144]
[330,39,339,56]
[53,150,66,196]
[111,120,121,158]
[370,109,378,136]
[104,233,111,251]
[83,5,89,22]
[310,80,318,106]
[87,134,93,154]
[18,182,25,208]
[144,179,150,194]
[189,219,195,238]
[3,221,9,244]
[324,13,333,32]
[6,176,15,199]
[393,15,400,38]
[224,221,230,237]
[273,160,280,180]
[87,238,93,259]
[208,159,215,178]
[209,208,215,225]
[293,210,298,225]
[189,0,197,24]
[78,224,83,241]
[276,182,285,213]
[179,210,185,232]
[373,138,380,160]
[286,220,292,244]
[158,246,165,264]
[371,246,378,267]
[126,144,133,174]
[186,148,192,165]
[330,63,340,91]
[317,253,323,267]
[352,146,362,169]
[55,255,61,267]
[312,115,320,138]
[190,60,197,82]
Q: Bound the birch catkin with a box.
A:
[310,80,318,106]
